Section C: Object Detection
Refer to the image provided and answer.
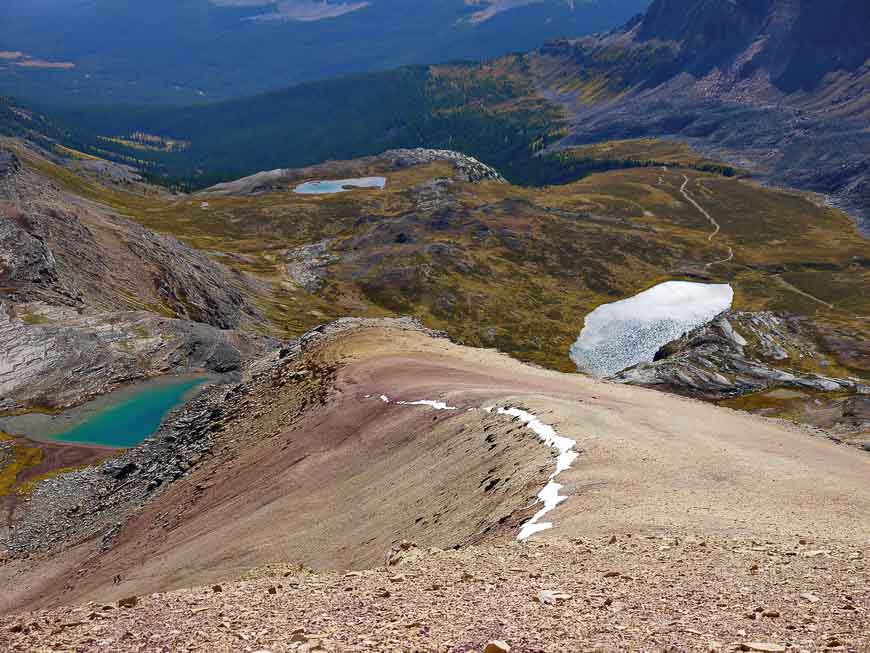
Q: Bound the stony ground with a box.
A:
[1,534,867,652]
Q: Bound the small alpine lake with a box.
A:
[0,375,214,449]
[294,176,386,194]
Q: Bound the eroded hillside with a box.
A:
[1,319,868,651]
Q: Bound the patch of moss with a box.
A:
[20,311,48,325]
[0,438,44,498]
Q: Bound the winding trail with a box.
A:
[774,275,835,310]
[679,177,865,318]
[680,175,735,268]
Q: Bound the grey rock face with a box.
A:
[283,239,338,293]
[614,311,866,397]
[0,149,277,411]
[0,159,265,329]
[0,303,276,411]
[0,206,64,299]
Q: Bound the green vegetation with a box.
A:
[3,65,739,194]
[0,434,43,498]
[22,132,867,377]
[51,58,569,189]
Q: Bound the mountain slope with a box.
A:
[532,0,870,229]
[0,141,276,412]
[1,319,868,646]
[0,0,650,108]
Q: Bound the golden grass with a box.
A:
[0,436,43,498]
[9,136,868,377]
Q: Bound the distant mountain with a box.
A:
[634,0,869,94]
[0,0,649,108]
[532,0,870,229]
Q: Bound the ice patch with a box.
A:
[571,281,733,377]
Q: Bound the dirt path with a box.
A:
[680,175,735,268]
[774,274,835,309]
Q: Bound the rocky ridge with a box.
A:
[0,317,436,561]
[202,148,505,197]
[614,311,870,444]
[382,149,506,184]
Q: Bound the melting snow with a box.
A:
[370,394,578,540]
[486,406,578,540]
[397,399,457,410]
[375,395,456,410]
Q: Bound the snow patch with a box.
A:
[370,395,578,540]
[487,406,578,540]
[397,399,457,410]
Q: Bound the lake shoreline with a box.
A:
[0,373,225,446]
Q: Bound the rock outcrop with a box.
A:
[203,148,505,196]
[283,240,337,293]
[382,149,506,184]
[614,311,867,397]
[0,145,277,410]
[614,310,869,443]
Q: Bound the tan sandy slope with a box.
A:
[1,322,867,650]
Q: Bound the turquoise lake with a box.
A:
[48,377,208,448]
